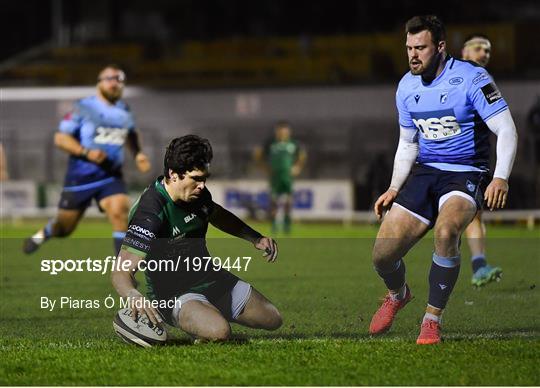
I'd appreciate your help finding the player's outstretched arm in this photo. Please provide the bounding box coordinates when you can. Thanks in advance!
[484,109,518,210]
[54,132,107,164]
[209,203,278,261]
[111,249,162,325]
[126,131,151,173]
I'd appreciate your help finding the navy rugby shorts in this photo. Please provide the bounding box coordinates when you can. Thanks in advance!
[394,164,488,227]
[58,177,126,211]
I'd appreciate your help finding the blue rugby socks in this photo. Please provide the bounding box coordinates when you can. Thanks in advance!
[428,253,460,309]
[471,254,487,272]
[376,259,407,300]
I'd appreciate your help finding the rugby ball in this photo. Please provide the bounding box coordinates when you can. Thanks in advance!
[113,308,167,348]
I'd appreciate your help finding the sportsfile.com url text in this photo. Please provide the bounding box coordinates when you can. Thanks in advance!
[40,256,252,275]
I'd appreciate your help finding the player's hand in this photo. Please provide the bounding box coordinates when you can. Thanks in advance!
[135,152,151,173]
[127,289,162,326]
[484,177,509,211]
[254,236,278,262]
[374,189,398,220]
[291,164,302,177]
[86,149,108,164]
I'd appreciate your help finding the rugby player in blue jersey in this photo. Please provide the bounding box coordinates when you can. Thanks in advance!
[23,65,151,255]
[368,16,517,344]
[461,34,503,287]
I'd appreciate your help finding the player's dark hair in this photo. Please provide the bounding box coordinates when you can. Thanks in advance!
[463,33,490,46]
[163,135,213,178]
[405,15,446,45]
[275,120,290,129]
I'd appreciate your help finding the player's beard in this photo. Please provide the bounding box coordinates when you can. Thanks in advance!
[417,52,445,84]
[410,51,438,75]
[409,59,425,75]
[99,85,123,103]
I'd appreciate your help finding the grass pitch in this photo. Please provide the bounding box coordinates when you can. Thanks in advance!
[1,219,539,385]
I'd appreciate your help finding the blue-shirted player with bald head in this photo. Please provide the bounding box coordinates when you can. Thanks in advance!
[23,65,151,255]
[368,16,518,344]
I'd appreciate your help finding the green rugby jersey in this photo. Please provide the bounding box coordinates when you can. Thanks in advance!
[122,176,237,301]
[264,139,300,179]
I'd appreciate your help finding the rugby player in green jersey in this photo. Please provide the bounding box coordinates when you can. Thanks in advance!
[112,135,282,342]
[255,121,306,233]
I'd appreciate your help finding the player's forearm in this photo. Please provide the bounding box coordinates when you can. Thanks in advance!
[54,132,86,157]
[210,204,263,243]
[126,131,142,157]
[296,150,307,168]
[486,110,518,180]
[389,128,419,191]
[253,148,269,171]
[112,271,139,298]
[111,249,142,297]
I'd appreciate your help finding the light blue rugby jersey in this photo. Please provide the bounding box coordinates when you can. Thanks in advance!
[396,56,508,172]
[59,96,135,187]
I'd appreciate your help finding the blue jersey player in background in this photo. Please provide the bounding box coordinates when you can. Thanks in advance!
[461,33,503,287]
[367,16,517,344]
[23,65,151,255]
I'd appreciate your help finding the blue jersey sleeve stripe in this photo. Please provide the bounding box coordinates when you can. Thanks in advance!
[483,105,509,122]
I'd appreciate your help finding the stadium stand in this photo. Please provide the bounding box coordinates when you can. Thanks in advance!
[0,23,529,87]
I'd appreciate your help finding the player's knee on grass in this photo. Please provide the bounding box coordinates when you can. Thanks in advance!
[241,304,282,331]
[199,321,231,342]
[181,321,231,342]
[237,289,283,330]
[177,300,231,341]
[261,305,282,331]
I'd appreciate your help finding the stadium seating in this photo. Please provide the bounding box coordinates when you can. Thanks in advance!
[0,23,520,87]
